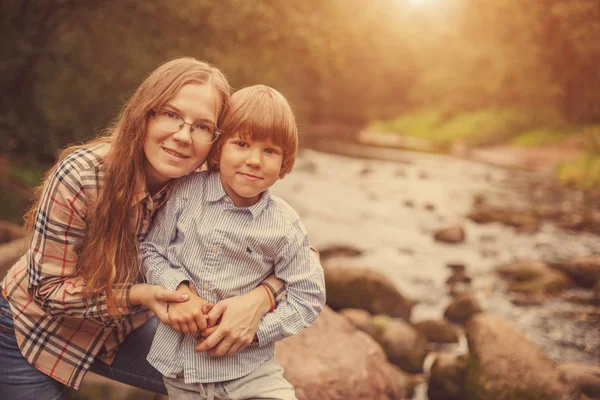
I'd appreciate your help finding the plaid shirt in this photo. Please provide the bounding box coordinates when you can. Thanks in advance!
[1,141,286,389]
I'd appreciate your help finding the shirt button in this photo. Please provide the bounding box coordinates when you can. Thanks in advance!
[224,210,231,216]
[211,247,217,253]
[203,283,209,290]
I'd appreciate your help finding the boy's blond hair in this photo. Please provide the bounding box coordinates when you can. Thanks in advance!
[209,85,298,178]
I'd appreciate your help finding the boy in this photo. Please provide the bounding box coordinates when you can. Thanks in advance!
[140,85,326,400]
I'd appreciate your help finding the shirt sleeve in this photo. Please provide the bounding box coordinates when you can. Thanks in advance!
[255,220,326,346]
[139,183,191,291]
[27,158,137,325]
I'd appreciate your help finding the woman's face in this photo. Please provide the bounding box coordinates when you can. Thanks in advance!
[143,83,219,192]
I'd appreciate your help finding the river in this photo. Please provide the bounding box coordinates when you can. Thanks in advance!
[270,144,599,397]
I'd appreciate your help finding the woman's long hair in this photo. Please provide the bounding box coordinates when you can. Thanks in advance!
[25,58,231,314]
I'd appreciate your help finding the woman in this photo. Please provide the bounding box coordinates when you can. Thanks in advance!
[0,58,300,398]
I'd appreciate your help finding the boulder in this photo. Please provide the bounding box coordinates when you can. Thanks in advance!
[324,265,413,321]
[434,226,465,244]
[558,362,600,399]
[467,207,540,233]
[371,315,428,373]
[553,256,600,288]
[413,319,459,344]
[387,365,423,400]
[276,307,404,399]
[496,261,574,296]
[465,314,580,400]
[339,308,376,337]
[428,353,469,400]
[443,292,482,325]
[319,245,363,260]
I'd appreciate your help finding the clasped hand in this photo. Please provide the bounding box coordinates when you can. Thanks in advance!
[167,293,214,334]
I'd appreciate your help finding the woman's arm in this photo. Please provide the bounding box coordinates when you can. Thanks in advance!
[26,158,187,325]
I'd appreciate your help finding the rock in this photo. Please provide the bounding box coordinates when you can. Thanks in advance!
[448,283,473,298]
[496,261,574,296]
[446,263,466,273]
[468,206,539,233]
[276,307,404,399]
[427,353,469,400]
[443,292,482,325]
[558,362,600,399]
[319,245,363,260]
[465,314,580,400]
[403,200,414,208]
[446,271,472,285]
[0,238,28,278]
[371,316,429,373]
[424,203,436,212]
[360,167,372,176]
[468,207,501,224]
[387,365,423,399]
[505,212,540,234]
[339,308,376,337]
[413,319,459,344]
[553,256,600,289]
[324,265,413,321]
[434,226,465,244]
[509,293,545,306]
[473,194,486,206]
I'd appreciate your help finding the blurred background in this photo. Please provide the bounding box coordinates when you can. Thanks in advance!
[1,1,599,399]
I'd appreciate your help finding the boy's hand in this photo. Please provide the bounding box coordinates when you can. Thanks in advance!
[168,283,210,334]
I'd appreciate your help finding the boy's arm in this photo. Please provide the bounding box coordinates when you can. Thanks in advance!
[139,184,191,291]
[255,220,326,346]
[259,246,319,307]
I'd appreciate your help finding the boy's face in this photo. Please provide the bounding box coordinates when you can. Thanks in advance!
[218,133,283,207]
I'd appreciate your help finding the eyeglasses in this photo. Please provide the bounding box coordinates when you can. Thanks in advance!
[149,109,221,143]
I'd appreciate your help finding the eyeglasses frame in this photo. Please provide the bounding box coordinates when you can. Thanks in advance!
[149,109,222,143]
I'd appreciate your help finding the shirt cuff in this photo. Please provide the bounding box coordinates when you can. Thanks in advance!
[256,312,283,347]
[158,269,191,291]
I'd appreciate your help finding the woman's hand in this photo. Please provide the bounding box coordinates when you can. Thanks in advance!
[167,283,211,334]
[194,286,272,356]
[129,283,189,324]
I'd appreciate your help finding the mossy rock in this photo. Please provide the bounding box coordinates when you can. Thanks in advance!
[465,315,580,400]
[324,265,413,320]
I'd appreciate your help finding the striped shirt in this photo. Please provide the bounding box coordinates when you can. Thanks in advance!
[0,141,287,389]
[140,171,326,383]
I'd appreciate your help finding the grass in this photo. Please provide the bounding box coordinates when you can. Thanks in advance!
[369,108,598,188]
[368,108,537,148]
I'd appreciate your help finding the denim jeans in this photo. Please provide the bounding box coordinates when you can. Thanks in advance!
[0,291,167,400]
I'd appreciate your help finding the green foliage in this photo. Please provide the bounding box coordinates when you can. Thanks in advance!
[556,126,600,189]
[369,108,538,147]
[8,163,44,189]
[511,128,567,147]
[1,0,600,165]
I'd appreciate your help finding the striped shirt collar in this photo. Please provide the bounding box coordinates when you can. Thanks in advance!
[131,179,173,208]
[205,171,271,219]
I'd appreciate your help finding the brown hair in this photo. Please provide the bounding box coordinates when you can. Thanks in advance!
[207,85,298,178]
[25,58,231,314]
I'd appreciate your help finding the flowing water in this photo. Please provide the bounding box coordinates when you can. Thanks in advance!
[270,145,599,398]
